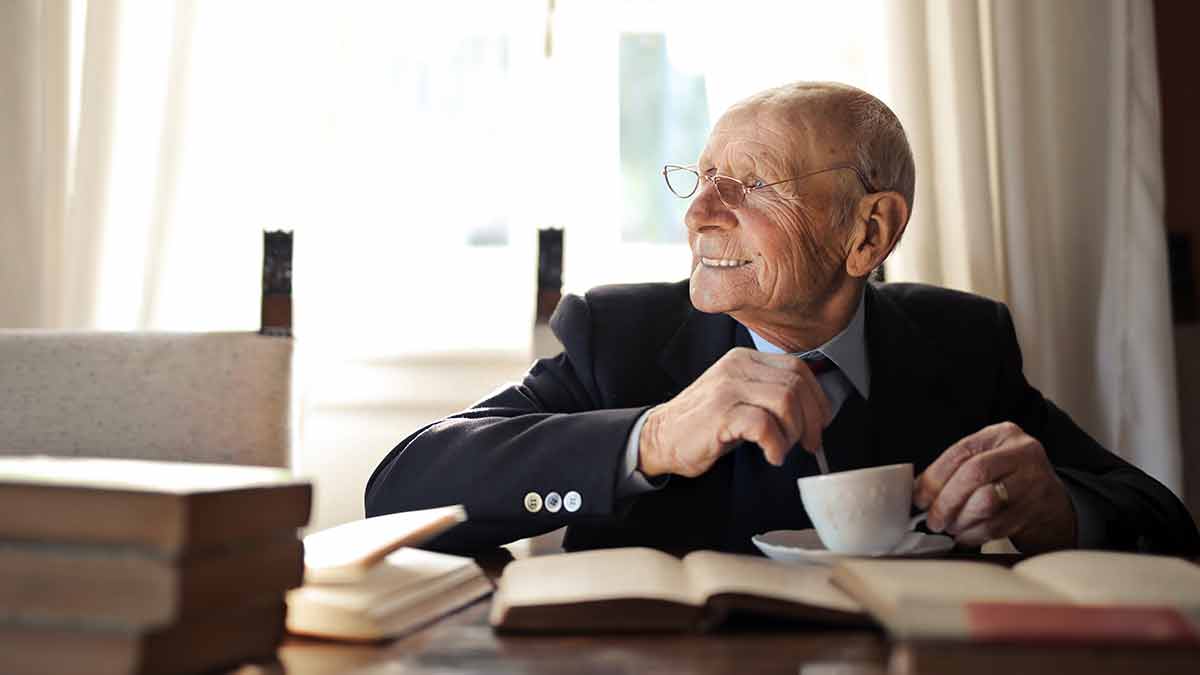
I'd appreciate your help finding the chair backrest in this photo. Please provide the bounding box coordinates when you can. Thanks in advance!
[0,331,293,467]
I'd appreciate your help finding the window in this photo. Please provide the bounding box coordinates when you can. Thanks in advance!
[619,32,709,244]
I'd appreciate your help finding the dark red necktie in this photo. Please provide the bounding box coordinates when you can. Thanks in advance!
[802,354,836,376]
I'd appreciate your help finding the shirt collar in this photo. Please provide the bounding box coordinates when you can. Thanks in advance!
[742,291,871,399]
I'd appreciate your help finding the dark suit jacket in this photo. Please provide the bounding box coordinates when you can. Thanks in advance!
[365,281,1200,555]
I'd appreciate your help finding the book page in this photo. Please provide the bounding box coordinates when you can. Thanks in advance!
[1013,551,1200,608]
[291,563,482,614]
[494,547,695,609]
[833,559,1065,613]
[0,456,297,493]
[682,551,861,613]
[302,507,467,583]
[298,548,479,608]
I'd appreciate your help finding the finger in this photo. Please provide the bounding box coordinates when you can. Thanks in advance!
[914,422,1019,509]
[748,361,832,452]
[737,357,815,386]
[944,478,1017,535]
[793,372,828,452]
[795,361,833,427]
[954,506,1025,547]
[731,379,806,451]
[724,403,790,466]
[732,352,833,427]
[928,444,1026,533]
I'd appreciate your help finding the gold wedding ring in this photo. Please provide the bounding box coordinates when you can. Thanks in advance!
[993,481,1010,505]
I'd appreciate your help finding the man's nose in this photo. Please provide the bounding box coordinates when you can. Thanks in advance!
[684,181,736,233]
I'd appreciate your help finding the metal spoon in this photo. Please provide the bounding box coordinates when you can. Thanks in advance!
[815,446,830,474]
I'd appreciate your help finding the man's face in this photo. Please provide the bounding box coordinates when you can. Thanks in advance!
[686,103,851,321]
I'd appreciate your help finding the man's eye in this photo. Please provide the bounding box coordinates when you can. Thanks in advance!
[751,178,767,189]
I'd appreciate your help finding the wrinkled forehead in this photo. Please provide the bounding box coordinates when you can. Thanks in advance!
[700,99,850,176]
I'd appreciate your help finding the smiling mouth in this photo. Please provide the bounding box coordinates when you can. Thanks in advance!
[700,257,752,268]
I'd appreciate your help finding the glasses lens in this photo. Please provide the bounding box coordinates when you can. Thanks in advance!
[664,167,699,198]
[712,177,745,208]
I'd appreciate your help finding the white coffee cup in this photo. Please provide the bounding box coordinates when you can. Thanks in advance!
[796,463,926,555]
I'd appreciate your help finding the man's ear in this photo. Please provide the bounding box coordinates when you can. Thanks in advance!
[845,191,909,279]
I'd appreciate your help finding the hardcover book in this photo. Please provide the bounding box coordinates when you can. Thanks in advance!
[0,602,286,675]
[832,550,1200,645]
[0,533,302,628]
[0,456,311,554]
[489,547,866,632]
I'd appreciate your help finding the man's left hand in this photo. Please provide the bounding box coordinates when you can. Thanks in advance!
[913,421,1077,553]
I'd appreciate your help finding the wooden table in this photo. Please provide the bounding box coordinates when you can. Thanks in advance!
[278,601,890,675]
[275,601,1200,675]
[276,546,891,675]
[266,550,1199,675]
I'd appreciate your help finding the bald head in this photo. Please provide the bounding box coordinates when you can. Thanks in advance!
[728,82,916,217]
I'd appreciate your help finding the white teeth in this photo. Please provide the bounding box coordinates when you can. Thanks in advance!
[701,257,749,268]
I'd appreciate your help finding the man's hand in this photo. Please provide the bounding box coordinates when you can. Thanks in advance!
[638,347,832,478]
[913,421,1077,553]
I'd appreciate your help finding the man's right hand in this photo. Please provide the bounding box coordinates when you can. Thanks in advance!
[638,347,833,478]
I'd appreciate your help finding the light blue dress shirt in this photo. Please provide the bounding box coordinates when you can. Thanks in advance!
[616,293,871,498]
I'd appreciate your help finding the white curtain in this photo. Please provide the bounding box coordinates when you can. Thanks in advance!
[0,0,85,329]
[886,0,1181,494]
[0,0,192,330]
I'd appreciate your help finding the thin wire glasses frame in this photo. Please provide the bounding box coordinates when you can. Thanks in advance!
[662,163,878,210]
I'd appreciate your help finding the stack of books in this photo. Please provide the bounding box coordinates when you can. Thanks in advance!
[0,456,312,675]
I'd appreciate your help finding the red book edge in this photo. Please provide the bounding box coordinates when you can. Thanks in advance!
[965,602,1200,646]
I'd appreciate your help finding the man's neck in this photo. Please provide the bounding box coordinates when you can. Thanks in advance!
[730,278,865,353]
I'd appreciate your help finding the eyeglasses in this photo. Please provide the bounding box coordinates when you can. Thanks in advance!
[662,163,877,210]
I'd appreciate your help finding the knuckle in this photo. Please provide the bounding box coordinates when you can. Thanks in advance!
[950,442,977,464]
[962,459,991,486]
[730,347,753,361]
[779,386,801,411]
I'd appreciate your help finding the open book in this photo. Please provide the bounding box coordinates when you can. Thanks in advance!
[490,547,866,632]
[285,505,492,641]
[832,550,1200,645]
[287,547,492,641]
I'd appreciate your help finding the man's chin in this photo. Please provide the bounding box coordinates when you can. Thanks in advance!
[688,278,741,314]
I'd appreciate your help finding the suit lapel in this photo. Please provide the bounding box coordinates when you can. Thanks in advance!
[656,305,741,395]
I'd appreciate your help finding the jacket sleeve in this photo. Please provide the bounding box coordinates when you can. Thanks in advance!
[364,293,648,554]
[994,304,1200,555]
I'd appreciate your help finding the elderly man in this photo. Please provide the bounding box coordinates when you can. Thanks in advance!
[366,82,1199,556]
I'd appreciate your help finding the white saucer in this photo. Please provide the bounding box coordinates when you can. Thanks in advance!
[751,529,954,565]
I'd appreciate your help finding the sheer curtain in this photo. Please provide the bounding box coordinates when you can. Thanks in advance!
[885,0,1181,493]
[0,0,115,329]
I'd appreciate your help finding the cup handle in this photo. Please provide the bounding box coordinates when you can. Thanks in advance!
[908,512,928,531]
